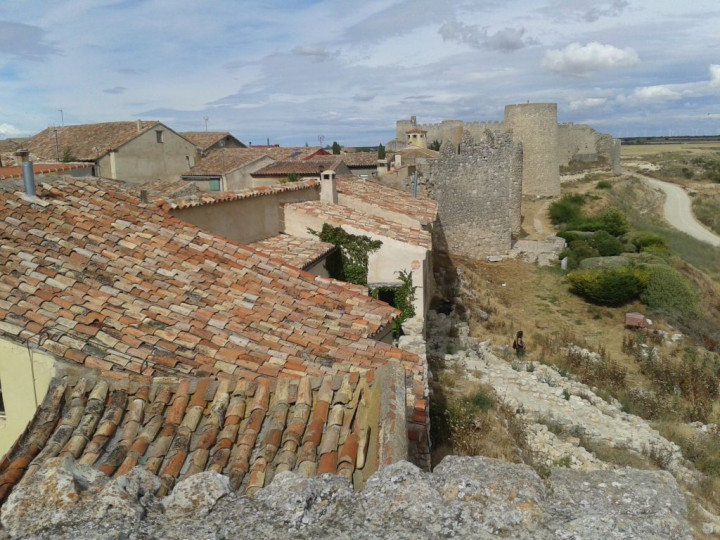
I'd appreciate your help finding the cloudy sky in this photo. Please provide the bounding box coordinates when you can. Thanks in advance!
[1,0,719,145]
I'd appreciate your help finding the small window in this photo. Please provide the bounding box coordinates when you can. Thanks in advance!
[156,130,164,143]
[209,179,221,191]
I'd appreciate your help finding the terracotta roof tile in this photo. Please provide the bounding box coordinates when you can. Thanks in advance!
[0,163,91,181]
[249,234,335,270]
[180,132,245,151]
[160,179,320,210]
[0,177,421,380]
[336,176,438,225]
[184,147,327,176]
[284,201,433,249]
[251,159,344,177]
[27,121,162,161]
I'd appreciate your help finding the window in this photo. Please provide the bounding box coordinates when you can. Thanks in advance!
[209,179,221,191]
[156,130,164,143]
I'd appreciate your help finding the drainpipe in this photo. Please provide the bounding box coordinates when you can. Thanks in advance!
[22,161,36,197]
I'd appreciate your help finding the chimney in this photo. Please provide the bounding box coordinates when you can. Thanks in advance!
[22,161,36,198]
[320,169,337,204]
[377,158,387,176]
[14,149,29,166]
[139,189,148,203]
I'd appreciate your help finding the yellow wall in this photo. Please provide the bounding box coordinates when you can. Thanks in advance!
[0,338,55,457]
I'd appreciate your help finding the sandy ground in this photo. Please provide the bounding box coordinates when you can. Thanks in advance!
[633,172,720,247]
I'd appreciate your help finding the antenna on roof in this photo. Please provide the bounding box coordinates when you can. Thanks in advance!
[204,116,209,132]
[318,134,325,147]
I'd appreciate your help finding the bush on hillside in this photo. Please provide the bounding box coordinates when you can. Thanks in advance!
[567,266,648,306]
[574,208,630,236]
[560,230,625,269]
[640,264,701,320]
[549,195,585,225]
[625,232,669,254]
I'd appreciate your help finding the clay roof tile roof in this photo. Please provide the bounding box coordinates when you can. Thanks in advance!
[27,121,163,161]
[249,234,335,270]
[284,201,433,249]
[336,176,437,224]
[0,369,378,501]
[180,132,244,151]
[0,177,422,381]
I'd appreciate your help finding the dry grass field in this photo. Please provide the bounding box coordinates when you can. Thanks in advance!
[622,142,720,158]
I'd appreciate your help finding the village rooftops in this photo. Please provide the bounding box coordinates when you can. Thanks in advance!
[180,132,246,151]
[0,162,92,181]
[251,159,346,178]
[336,176,438,225]
[158,178,320,210]
[0,177,421,381]
[283,201,433,249]
[312,152,389,168]
[26,121,169,161]
[183,147,330,177]
[249,233,335,270]
[0,362,404,502]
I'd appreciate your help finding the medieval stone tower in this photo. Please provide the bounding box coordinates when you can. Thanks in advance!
[504,103,560,196]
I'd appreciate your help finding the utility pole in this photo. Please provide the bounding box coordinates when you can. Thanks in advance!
[204,116,209,132]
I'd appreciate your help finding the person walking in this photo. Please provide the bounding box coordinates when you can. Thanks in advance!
[512,330,525,357]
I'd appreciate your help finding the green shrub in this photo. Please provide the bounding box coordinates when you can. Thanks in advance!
[567,266,649,306]
[575,208,630,236]
[596,180,612,189]
[561,239,599,270]
[626,232,669,253]
[640,264,701,319]
[589,230,624,256]
[549,195,585,225]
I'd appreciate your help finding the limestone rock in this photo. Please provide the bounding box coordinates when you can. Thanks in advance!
[162,471,231,518]
[1,456,107,538]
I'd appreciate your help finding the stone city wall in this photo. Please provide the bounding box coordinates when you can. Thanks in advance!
[504,103,559,196]
[427,130,522,258]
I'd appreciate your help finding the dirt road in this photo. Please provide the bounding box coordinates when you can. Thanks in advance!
[635,173,720,247]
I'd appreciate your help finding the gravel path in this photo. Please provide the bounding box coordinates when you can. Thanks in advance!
[635,173,720,247]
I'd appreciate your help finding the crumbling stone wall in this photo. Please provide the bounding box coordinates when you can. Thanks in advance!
[427,130,522,257]
[559,123,623,175]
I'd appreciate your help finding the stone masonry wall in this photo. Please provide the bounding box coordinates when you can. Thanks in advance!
[427,130,522,257]
[504,103,560,196]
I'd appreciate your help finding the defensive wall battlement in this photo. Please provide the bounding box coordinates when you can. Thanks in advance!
[396,103,621,196]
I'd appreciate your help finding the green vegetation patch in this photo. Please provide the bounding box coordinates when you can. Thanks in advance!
[567,266,648,306]
[311,223,381,285]
[640,264,701,320]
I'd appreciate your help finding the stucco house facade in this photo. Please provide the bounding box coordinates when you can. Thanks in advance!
[27,121,197,184]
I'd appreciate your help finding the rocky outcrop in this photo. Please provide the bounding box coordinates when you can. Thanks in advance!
[0,455,692,539]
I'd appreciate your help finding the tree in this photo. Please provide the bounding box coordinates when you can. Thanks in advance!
[377,144,386,160]
[429,140,441,151]
[61,147,76,162]
[331,141,341,155]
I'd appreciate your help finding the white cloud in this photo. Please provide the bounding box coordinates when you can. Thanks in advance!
[710,64,720,88]
[631,85,682,102]
[0,123,21,137]
[569,97,608,111]
[542,42,639,75]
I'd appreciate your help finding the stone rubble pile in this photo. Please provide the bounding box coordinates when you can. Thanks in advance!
[0,455,693,539]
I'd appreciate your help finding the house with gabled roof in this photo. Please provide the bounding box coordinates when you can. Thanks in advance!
[180,132,246,156]
[181,146,333,192]
[0,176,426,491]
[250,159,350,184]
[26,121,197,184]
